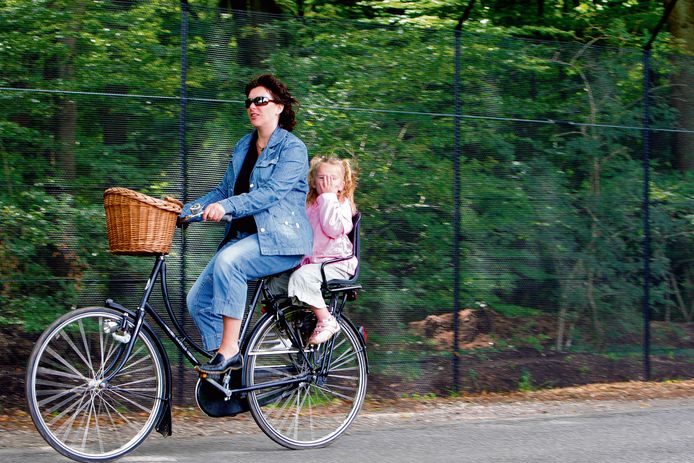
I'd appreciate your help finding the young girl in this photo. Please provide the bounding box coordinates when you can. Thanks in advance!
[273,156,358,345]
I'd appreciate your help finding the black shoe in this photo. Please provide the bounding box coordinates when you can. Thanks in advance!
[196,352,243,374]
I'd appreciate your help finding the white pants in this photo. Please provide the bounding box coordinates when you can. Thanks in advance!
[267,264,352,310]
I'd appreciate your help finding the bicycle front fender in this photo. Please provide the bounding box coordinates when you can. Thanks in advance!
[102,301,173,436]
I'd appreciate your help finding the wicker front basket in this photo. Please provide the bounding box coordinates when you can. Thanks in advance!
[104,187,183,256]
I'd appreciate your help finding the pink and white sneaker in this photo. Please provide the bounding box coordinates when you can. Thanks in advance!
[308,316,341,345]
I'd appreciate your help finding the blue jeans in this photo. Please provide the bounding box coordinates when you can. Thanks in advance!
[187,233,302,351]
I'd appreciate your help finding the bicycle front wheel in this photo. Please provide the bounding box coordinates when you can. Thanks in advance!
[25,307,166,463]
[245,308,368,449]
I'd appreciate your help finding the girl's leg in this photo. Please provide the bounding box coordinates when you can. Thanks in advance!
[288,264,352,344]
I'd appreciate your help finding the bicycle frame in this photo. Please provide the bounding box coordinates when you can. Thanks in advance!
[101,254,343,400]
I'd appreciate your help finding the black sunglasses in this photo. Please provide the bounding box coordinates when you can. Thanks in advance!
[244,96,277,108]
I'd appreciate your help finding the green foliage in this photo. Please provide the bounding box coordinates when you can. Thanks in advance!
[0,1,691,355]
[518,368,533,392]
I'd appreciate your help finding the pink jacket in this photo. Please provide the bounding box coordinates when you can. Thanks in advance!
[301,192,358,276]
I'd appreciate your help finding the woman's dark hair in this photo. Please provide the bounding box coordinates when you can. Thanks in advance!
[245,74,299,132]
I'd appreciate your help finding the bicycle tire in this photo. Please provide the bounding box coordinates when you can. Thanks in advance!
[244,307,367,449]
[25,307,166,462]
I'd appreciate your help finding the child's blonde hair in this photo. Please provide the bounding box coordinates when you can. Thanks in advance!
[307,156,358,212]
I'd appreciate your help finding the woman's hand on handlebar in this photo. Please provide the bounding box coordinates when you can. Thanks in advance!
[178,202,232,227]
[202,203,226,222]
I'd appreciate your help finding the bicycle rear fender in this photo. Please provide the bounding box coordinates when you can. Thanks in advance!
[104,300,173,437]
[341,316,370,374]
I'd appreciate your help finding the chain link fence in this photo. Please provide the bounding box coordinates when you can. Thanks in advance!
[1,1,693,407]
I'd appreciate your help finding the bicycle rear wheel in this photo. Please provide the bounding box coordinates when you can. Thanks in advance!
[25,307,166,463]
[245,308,367,449]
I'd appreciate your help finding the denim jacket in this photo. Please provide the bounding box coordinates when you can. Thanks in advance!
[180,127,313,256]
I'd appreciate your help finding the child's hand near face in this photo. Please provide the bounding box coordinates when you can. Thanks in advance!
[315,164,344,196]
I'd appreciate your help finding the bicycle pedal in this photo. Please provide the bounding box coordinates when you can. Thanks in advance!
[194,366,210,379]
[196,369,223,382]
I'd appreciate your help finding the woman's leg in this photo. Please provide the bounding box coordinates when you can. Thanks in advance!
[187,254,224,351]
[199,234,301,372]
[218,317,242,358]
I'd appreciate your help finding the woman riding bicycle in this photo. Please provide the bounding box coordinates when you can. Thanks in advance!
[179,74,312,374]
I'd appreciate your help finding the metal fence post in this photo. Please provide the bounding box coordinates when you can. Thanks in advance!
[178,0,190,401]
[452,27,462,394]
[639,0,680,382]
[641,48,652,381]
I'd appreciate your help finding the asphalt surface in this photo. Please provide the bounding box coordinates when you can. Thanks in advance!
[2,398,694,462]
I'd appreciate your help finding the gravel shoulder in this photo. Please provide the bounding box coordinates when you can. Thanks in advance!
[3,379,693,448]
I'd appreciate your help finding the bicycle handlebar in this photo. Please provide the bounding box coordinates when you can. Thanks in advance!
[178,203,233,226]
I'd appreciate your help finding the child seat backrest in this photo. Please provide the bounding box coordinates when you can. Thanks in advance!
[322,211,362,290]
[346,211,361,282]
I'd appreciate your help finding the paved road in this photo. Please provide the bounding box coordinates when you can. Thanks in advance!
[2,399,694,462]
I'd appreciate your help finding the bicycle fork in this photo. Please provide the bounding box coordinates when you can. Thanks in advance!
[101,257,166,382]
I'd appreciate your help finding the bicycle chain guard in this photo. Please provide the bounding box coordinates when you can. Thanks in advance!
[195,371,249,417]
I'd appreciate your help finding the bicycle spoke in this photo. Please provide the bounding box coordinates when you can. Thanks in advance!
[55,393,91,442]
[94,399,105,455]
[252,363,296,378]
[98,393,144,433]
[40,386,84,411]
[37,365,87,382]
[331,351,357,368]
[329,352,358,371]
[59,329,93,377]
[118,345,147,371]
[106,388,159,401]
[259,388,292,409]
[319,382,358,393]
[78,320,96,378]
[112,375,159,389]
[35,377,83,389]
[330,371,359,381]
[284,387,304,440]
[292,387,311,440]
[99,395,121,437]
[81,398,95,451]
[329,336,349,356]
[105,388,155,414]
[44,347,88,382]
[312,383,355,402]
[269,388,300,431]
[100,338,121,374]
[255,384,294,403]
[48,391,89,429]
[35,386,81,398]
[117,358,153,377]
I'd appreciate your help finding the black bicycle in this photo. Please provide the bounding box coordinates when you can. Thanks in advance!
[25,212,367,463]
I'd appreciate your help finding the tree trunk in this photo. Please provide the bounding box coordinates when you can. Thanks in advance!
[101,85,129,146]
[667,0,694,172]
[56,36,77,181]
[53,0,86,183]
[221,0,285,68]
